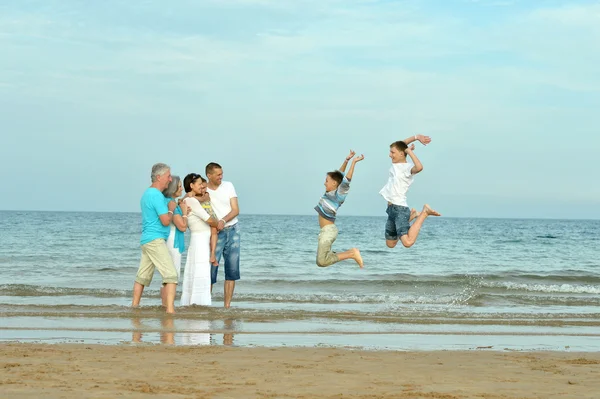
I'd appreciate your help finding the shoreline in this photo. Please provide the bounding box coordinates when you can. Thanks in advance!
[2,329,599,352]
[1,343,599,398]
[3,309,599,351]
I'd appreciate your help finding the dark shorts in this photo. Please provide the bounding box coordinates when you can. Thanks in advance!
[211,223,241,284]
[385,204,411,240]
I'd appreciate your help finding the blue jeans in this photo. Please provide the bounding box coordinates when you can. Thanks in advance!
[385,204,411,240]
[211,224,241,284]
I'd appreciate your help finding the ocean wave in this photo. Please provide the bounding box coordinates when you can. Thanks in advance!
[2,304,600,328]
[3,285,599,308]
[0,284,135,298]
[482,282,600,295]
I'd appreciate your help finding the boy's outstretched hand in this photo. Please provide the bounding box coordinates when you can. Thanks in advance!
[416,135,431,145]
[353,154,365,162]
[346,150,356,161]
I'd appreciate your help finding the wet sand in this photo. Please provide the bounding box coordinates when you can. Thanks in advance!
[1,343,599,398]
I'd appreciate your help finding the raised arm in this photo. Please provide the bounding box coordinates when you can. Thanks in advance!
[345,154,365,180]
[405,145,423,175]
[339,150,355,172]
[402,134,431,146]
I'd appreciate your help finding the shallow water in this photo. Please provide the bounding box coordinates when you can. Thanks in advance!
[1,212,599,350]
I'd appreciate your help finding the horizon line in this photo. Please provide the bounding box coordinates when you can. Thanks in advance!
[0,209,599,221]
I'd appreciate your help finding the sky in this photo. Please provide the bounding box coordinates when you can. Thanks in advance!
[1,0,599,219]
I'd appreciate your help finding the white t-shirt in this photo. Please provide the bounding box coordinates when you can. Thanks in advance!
[183,197,212,233]
[379,163,414,207]
[207,181,238,227]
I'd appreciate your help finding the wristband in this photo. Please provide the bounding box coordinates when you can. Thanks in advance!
[168,211,174,215]
[183,215,188,218]
[414,135,417,141]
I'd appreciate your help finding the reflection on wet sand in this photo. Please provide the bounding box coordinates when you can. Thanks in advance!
[131,316,143,343]
[160,316,174,345]
[223,318,234,346]
[130,315,177,345]
[179,319,211,345]
[130,314,239,346]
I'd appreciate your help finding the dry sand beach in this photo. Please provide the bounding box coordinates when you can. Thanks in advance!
[1,344,599,399]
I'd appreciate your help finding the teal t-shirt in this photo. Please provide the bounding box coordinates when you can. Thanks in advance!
[140,188,170,245]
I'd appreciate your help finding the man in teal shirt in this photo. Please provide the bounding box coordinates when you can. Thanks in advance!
[132,163,179,314]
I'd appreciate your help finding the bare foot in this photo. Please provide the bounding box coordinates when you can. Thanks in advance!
[352,248,364,268]
[410,208,420,222]
[423,204,441,217]
[165,308,176,314]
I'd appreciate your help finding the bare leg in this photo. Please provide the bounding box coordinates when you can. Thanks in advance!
[400,204,441,248]
[409,208,420,223]
[160,286,166,307]
[132,282,145,307]
[336,248,364,268]
[224,280,235,309]
[163,283,176,314]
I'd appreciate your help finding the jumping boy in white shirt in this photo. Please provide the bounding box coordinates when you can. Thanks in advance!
[380,135,441,248]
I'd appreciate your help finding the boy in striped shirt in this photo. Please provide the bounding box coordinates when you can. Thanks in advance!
[314,150,364,268]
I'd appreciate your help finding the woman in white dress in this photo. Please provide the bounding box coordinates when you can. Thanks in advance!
[180,173,219,306]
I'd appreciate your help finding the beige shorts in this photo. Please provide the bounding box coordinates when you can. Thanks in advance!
[135,239,178,286]
[316,224,340,267]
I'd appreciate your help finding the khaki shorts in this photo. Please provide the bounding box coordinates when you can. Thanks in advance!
[316,224,340,267]
[135,239,178,286]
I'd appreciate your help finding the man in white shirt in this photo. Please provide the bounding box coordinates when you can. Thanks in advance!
[379,135,441,249]
[205,162,240,309]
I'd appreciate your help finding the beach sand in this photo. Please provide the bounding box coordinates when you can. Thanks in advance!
[1,344,599,398]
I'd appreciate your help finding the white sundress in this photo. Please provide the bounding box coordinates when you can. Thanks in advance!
[180,197,213,306]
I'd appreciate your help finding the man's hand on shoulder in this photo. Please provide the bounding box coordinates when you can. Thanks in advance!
[167,200,177,212]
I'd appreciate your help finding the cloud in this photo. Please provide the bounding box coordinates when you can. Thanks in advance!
[0,0,598,216]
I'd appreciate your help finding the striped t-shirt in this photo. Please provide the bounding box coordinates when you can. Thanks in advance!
[314,174,351,222]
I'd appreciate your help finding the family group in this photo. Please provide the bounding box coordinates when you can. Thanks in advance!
[132,135,440,313]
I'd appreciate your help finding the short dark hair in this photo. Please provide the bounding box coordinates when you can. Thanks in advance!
[327,170,344,186]
[183,173,203,193]
[205,162,222,176]
[390,140,408,152]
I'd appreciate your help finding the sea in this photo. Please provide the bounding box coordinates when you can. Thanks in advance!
[1,211,599,351]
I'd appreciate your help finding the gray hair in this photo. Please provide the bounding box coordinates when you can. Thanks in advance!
[151,163,170,182]
[162,175,181,198]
